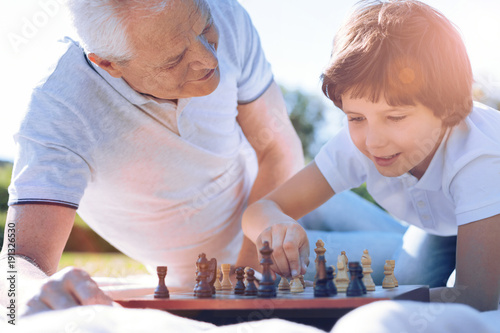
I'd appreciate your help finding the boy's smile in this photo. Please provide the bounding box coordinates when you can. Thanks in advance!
[342,95,446,179]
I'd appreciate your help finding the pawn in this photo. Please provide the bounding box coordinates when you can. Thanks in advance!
[154,266,170,299]
[234,267,246,295]
[220,263,233,291]
[326,266,337,296]
[244,268,258,296]
[214,267,222,291]
[346,261,364,297]
[244,267,251,287]
[382,260,396,289]
[389,260,398,287]
[278,276,291,291]
[290,277,304,293]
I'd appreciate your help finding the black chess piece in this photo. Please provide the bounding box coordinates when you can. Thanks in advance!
[154,266,170,299]
[208,257,217,295]
[193,253,203,295]
[234,267,246,295]
[257,241,276,298]
[326,266,337,296]
[244,268,258,296]
[346,261,364,297]
[194,254,213,298]
[314,255,329,297]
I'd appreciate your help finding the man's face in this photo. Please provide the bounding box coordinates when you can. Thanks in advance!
[116,0,220,100]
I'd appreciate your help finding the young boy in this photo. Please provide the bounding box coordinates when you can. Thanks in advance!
[242,0,500,311]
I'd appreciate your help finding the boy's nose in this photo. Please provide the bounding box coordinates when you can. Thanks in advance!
[365,125,388,150]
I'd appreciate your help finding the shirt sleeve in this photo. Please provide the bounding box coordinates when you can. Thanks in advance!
[450,154,500,225]
[8,89,92,209]
[231,1,273,104]
[314,126,368,193]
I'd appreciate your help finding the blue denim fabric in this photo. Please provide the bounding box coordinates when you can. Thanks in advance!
[299,191,456,286]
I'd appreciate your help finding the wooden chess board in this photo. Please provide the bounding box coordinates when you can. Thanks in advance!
[116,285,429,330]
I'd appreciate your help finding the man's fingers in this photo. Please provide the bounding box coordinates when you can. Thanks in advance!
[21,267,112,317]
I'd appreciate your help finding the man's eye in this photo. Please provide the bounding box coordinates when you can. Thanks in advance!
[202,20,213,35]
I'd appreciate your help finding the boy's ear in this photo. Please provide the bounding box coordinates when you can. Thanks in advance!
[88,53,123,78]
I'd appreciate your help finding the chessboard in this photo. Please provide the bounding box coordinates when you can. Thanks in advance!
[115,241,429,330]
[115,285,429,330]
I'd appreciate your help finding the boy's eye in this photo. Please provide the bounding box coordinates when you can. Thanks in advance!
[348,116,365,122]
[388,115,406,122]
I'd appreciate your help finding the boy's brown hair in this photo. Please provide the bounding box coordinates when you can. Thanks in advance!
[321,0,472,127]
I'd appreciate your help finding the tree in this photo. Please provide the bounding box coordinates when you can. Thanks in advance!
[281,86,327,160]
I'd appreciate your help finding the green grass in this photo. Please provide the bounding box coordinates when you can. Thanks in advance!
[58,252,148,277]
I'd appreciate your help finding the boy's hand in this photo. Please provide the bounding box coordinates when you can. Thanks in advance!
[21,266,113,317]
[256,221,310,279]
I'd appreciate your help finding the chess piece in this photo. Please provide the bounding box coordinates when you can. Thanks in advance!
[278,276,290,290]
[299,275,306,289]
[326,266,337,296]
[361,249,376,291]
[257,241,276,298]
[244,267,251,287]
[154,266,170,298]
[382,260,396,288]
[290,277,304,293]
[214,268,222,291]
[244,268,258,296]
[314,239,326,286]
[341,251,349,271]
[389,260,398,287]
[193,253,202,294]
[335,253,349,292]
[207,258,217,295]
[346,262,364,297]
[194,254,213,298]
[220,263,233,291]
[234,267,246,295]
[314,255,329,297]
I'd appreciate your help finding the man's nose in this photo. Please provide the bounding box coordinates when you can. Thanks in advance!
[190,37,218,70]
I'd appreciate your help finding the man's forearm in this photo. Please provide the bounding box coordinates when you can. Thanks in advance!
[247,141,304,205]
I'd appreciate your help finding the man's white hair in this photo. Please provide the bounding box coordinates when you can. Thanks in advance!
[67,0,171,63]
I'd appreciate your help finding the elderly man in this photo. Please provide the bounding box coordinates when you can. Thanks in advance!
[1,0,307,314]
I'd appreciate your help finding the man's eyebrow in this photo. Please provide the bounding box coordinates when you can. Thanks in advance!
[162,50,186,66]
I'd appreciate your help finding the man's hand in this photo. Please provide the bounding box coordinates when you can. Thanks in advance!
[21,266,113,316]
[255,221,310,279]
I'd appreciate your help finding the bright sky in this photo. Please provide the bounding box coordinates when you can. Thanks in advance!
[1,0,499,162]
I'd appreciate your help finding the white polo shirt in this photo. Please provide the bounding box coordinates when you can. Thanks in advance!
[315,102,500,236]
[8,0,272,287]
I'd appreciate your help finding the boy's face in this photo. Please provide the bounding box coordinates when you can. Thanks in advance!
[342,94,445,179]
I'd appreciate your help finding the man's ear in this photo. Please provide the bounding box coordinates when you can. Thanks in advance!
[88,53,123,78]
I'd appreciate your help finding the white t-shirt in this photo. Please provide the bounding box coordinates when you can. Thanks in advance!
[8,0,272,287]
[315,102,500,236]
